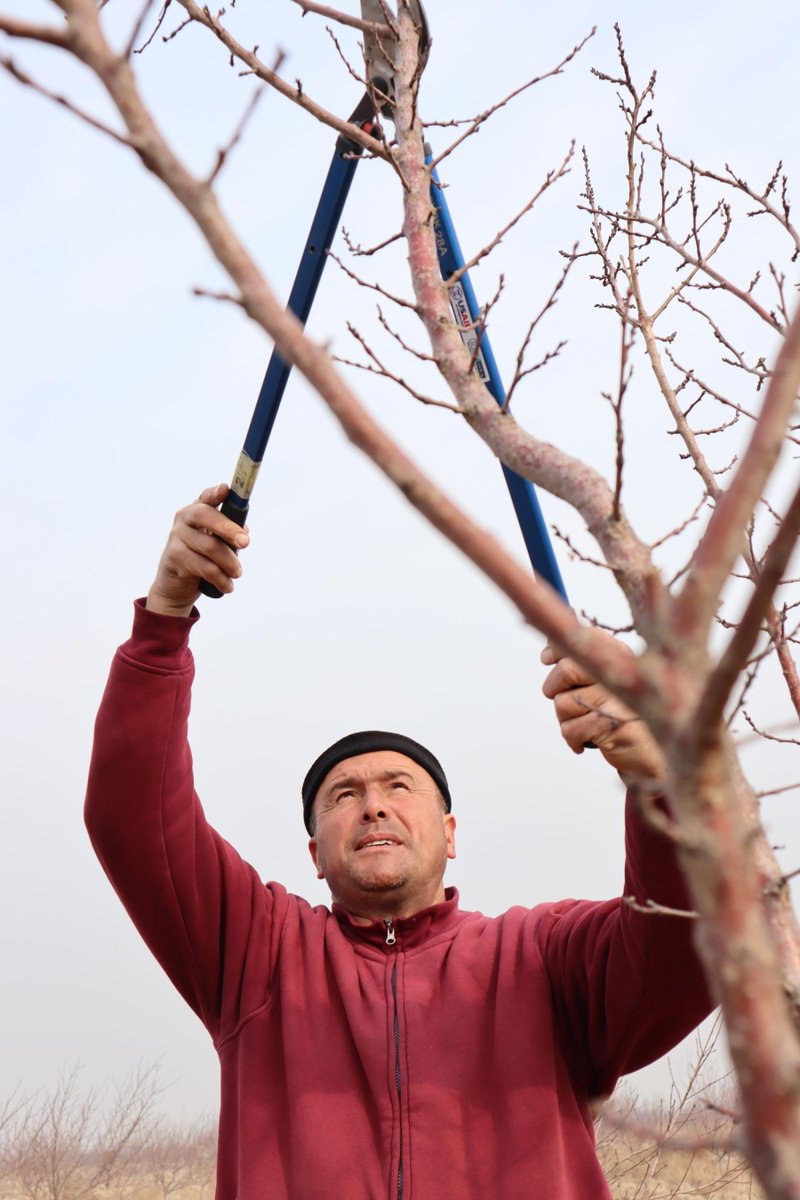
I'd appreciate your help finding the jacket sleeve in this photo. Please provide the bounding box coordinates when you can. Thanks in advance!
[84,600,290,1043]
[535,792,713,1098]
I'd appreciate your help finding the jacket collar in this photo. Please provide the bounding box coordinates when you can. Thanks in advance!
[332,887,463,950]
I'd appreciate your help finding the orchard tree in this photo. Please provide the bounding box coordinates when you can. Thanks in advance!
[2,2,799,1195]
[0,1065,160,1200]
[140,1116,216,1200]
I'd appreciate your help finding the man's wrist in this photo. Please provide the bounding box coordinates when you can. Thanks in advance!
[145,588,196,619]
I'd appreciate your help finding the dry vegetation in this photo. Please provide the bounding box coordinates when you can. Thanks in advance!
[0,1116,762,1199]
[0,1066,214,1200]
[599,1134,759,1199]
[597,1020,761,1198]
[597,1092,761,1198]
[0,1038,764,1199]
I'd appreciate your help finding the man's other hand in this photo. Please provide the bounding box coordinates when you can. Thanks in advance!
[541,639,666,783]
[146,484,250,617]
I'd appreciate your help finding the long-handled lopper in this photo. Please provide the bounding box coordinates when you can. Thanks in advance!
[201,0,568,604]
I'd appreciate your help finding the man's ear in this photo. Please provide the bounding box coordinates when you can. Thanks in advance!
[308,839,324,880]
[445,814,456,861]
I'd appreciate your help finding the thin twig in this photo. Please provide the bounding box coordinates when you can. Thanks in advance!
[376,306,435,362]
[132,0,171,55]
[447,144,575,287]
[124,0,160,58]
[623,896,699,919]
[207,85,268,186]
[0,55,131,146]
[290,0,393,38]
[502,245,577,412]
[430,29,595,171]
[649,495,707,551]
[342,227,403,257]
[191,287,244,306]
[173,0,390,163]
[328,251,417,310]
[742,712,800,747]
[340,325,460,411]
[757,782,800,799]
[697,474,800,729]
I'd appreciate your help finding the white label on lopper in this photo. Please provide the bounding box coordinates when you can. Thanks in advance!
[449,282,489,383]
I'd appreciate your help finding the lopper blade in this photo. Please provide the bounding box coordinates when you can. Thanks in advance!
[360,0,430,101]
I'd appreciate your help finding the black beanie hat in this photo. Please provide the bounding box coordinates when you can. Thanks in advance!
[302,731,451,834]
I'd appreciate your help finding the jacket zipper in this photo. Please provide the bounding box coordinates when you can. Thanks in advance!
[391,960,403,1200]
[385,920,403,1200]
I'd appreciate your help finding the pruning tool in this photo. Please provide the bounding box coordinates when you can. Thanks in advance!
[200,0,568,603]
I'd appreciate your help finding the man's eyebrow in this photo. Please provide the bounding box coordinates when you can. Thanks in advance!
[324,768,416,794]
[324,773,361,794]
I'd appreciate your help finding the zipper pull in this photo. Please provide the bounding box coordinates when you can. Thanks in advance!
[384,919,397,946]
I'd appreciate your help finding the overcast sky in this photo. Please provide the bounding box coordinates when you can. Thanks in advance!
[2,0,799,1121]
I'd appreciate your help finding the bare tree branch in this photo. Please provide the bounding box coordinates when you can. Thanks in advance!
[172,0,390,162]
[0,54,132,146]
[0,14,69,45]
[328,251,417,310]
[623,895,699,919]
[673,304,800,655]
[429,29,595,171]
[206,84,267,186]
[447,143,575,286]
[290,0,393,39]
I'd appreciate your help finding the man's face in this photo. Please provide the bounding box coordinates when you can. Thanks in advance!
[308,750,456,919]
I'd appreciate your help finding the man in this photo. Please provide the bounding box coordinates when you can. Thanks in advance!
[85,484,711,1200]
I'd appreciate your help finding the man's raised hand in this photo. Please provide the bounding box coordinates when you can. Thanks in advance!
[541,640,667,783]
[146,484,250,618]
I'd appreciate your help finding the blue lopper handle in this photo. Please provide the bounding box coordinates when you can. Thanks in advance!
[199,113,375,598]
[427,150,569,603]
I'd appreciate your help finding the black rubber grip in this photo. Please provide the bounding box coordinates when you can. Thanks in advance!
[198,497,249,600]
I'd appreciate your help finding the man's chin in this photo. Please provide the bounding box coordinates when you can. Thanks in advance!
[353,872,407,893]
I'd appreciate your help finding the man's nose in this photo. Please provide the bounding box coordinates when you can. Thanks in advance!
[360,787,387,822]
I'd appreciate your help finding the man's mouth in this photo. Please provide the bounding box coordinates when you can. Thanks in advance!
[356,836,401,851]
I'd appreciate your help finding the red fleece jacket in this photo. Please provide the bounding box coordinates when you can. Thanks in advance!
[85,602,712,1200]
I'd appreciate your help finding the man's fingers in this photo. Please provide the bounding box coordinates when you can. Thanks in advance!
[559,708,621,753]
[182,494,250,550]
[541,656,590,700]
[178,546,239,594]
[539,634,666,777]
[197,482,229,506]
[146,485,253,617]
[548,671,633,758]
[554,685,613,749]
[553,682,606,721]
[178,526,243,580]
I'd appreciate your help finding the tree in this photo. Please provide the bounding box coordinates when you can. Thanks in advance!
[139,1116,216,1200]
[596,1017,762,1197]
[2,2,799,1195]
[1,1065,160,1200]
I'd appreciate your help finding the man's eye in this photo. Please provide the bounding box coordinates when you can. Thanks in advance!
[390,781,409,791]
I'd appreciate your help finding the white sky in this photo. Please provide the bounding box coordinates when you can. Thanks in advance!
[1,0,799,1121]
